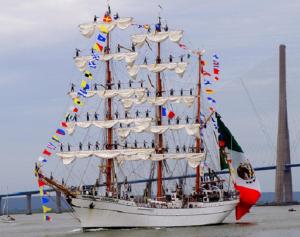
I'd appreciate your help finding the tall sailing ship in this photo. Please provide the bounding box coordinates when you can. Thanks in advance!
[35,5,261,230]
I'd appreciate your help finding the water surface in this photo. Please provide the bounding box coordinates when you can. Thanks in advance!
[1,206,299,237]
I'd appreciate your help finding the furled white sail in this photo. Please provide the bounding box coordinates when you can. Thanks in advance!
[69,88,146,99]
[132,31,183,48]
[74,52,138,71]
[66,118,152,135]
[56,149,205,168]
[117,124,201,139]
[78,23,96,38]
[74,56,93,71]
[100,52,138,66]
[121,96,195,111]
[127,62,188,79]
[150,153,205,168]
[56,148,154,165]
[79,17,133,38]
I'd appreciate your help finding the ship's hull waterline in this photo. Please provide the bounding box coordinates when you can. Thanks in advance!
[72,197,239,229]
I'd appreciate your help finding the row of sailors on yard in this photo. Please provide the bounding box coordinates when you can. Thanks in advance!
[70,83,195,97]
[66,111,202,125]
[59,140,203,153]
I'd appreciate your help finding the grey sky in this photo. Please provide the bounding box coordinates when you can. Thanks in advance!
[1,0,300,193]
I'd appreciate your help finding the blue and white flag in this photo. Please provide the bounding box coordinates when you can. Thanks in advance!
[88,61,97,69]
[204,80,211,85]
[77,89,87,97]
[97,33,106,42]
[213,54,219,60]
[92,52,99,61]
[47,142,56,150]
[207,97,216,103]
[38,156,47,163]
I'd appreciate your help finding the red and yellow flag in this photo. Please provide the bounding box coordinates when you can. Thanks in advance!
[103,15,112,23]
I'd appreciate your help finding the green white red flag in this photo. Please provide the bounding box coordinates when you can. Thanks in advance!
[216,113,261,220]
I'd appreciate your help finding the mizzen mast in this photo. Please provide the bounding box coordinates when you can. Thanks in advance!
[195,53,202,194]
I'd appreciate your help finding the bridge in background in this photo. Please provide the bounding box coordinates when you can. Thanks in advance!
[1,163,300,215]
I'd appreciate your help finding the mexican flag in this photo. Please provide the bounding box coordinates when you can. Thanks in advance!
[216,113,261,220]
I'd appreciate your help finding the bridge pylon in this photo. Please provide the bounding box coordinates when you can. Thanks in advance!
[275,44,293,204]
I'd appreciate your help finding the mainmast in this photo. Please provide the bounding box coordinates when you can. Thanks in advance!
[195,53,202,194]
[105,15,113,193]
[156,17,163,200]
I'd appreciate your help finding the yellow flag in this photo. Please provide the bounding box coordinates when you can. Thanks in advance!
[84,70,93,80]
[43,205,52,213]
[205,89,215,94]
[73,98,84,106]
[99,24,108,34]
[81,80,87,89]
[39,187,44,196]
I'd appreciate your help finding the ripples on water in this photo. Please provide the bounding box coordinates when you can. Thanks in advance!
[0,206,299,237]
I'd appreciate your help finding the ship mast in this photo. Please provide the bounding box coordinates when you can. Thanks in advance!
[195,53,202,194]
[105,16,113,193]
[156,17,163,200]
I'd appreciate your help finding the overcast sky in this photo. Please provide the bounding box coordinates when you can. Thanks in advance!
[1,0,300,194]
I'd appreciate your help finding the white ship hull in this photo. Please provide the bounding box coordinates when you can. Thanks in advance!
[72,196,238,229]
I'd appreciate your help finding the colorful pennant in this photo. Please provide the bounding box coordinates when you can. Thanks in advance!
[56,129,65,136]
[88,61,97,69]
[103,15,112,23]
[78,89,87,98]
[73,97,84,106]
[162,107,167,116]
[84,71,93,80]
[80,80,90,90]
[92,52,100,61]
[98,25,108,34]
[207,97,216,103]
[168,111,175,119]
[93,42,103,52]
[97,33,106,42]
[38,179,46,187]
[213,68,219,75]
[47,142,56,150]
[43,215,52,221]
[38,156,47,163]
[205,89,215,94]
[61,122,68,128]
[52,135,60,143]
[42,149,51,156]
[42,197,49,204]
[42,205,52,213]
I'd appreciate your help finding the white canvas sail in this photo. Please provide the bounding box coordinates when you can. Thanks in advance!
[56,149,205,168]
[127,62,188,79]
[66,118,152,135]
[132,31,183,48]
[79,17,133,38]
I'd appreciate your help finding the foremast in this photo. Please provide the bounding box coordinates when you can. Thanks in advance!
[105,30,113,194]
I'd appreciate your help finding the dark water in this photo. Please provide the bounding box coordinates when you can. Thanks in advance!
[0,206,300,237]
